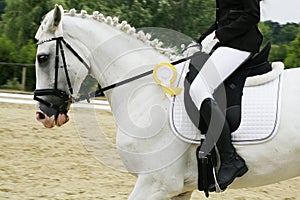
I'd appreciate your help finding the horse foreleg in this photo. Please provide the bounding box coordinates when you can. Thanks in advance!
[128,157,188,200]
[128,173,184,200]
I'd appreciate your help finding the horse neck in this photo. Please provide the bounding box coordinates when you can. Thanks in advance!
[63,16,170,99]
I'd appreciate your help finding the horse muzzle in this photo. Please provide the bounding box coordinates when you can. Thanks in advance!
[34,89,71,128]
[36,104,69,128]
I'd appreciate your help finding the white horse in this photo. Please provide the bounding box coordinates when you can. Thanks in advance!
[34,5,300,200]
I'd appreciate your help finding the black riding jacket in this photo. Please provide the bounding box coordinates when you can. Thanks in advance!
[199,0,263,53]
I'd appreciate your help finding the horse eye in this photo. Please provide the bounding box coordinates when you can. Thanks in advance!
[37,54,49,63]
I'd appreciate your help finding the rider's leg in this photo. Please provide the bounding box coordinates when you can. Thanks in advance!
[189,47,251,191]
[200,98,248,191]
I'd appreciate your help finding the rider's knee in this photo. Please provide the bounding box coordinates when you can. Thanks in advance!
[226,105,242,132]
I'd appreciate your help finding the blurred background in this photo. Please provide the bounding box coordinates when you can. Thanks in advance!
[0,0,299,92]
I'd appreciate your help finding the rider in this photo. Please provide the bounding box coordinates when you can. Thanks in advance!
[191,0,263,191]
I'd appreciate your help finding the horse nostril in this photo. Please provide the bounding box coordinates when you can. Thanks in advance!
[38,112,46,120]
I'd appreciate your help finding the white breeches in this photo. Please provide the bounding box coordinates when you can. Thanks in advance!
[190,47,251,110]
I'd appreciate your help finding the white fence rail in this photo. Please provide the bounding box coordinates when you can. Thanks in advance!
[0,92,111,110]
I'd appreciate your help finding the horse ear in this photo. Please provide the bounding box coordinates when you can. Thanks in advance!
[53,4,63,27]
[35,4,64,40]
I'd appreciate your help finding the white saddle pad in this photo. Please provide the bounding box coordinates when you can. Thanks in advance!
[170,62,284,145]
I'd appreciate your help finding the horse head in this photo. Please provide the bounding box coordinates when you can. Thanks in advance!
[34,5,90,128]
[33,4,184,129]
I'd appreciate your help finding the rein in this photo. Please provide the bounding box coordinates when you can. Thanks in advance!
[34,36,199,112]
[74,52,198,102]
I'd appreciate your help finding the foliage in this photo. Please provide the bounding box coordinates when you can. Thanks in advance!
[259,21,300,68]
[285,27,300,69]
[0,0,54,90]
[18,40,37,90]
[0,34,15,62]
[258,22,273,47]
[268,44,287,62]
[0,0,54,48]
[0,77,23,90]
[275,23,299,44]
[53,0,215,40]
[0,34,17,86]
[0,0,5,20]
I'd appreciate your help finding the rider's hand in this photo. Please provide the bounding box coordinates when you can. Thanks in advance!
[201,31,219,54]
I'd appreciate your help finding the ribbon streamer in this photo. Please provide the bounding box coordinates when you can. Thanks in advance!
[153,62,183,96]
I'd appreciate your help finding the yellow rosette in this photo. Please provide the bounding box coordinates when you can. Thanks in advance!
[153,62,183,96]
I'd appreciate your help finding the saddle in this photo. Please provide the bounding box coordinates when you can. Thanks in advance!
[185,42,272,133]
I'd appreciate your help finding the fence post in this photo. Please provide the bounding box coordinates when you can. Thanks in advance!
[22,66,26,90]
[0,62,34,91]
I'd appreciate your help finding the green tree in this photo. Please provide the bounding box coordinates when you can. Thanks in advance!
[0,0,5,20]
[0,34,17,86]
[55,0,215,40]
[17,40,37,90]
[0,0,57,90]
[263,21,281,38]
[275,23,299,44]
[259,22,273,46]
[269,44,287,62]
[259,21,299,65]
[0,0,54,48]
[284,27,300,68]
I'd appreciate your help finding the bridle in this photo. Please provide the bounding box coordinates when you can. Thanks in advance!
[34,36,201,114]
[34,36,90,114]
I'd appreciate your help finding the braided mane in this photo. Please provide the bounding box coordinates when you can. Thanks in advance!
[64,9,185,60]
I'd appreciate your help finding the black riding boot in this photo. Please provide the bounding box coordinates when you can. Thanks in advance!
[199,98,248,191]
